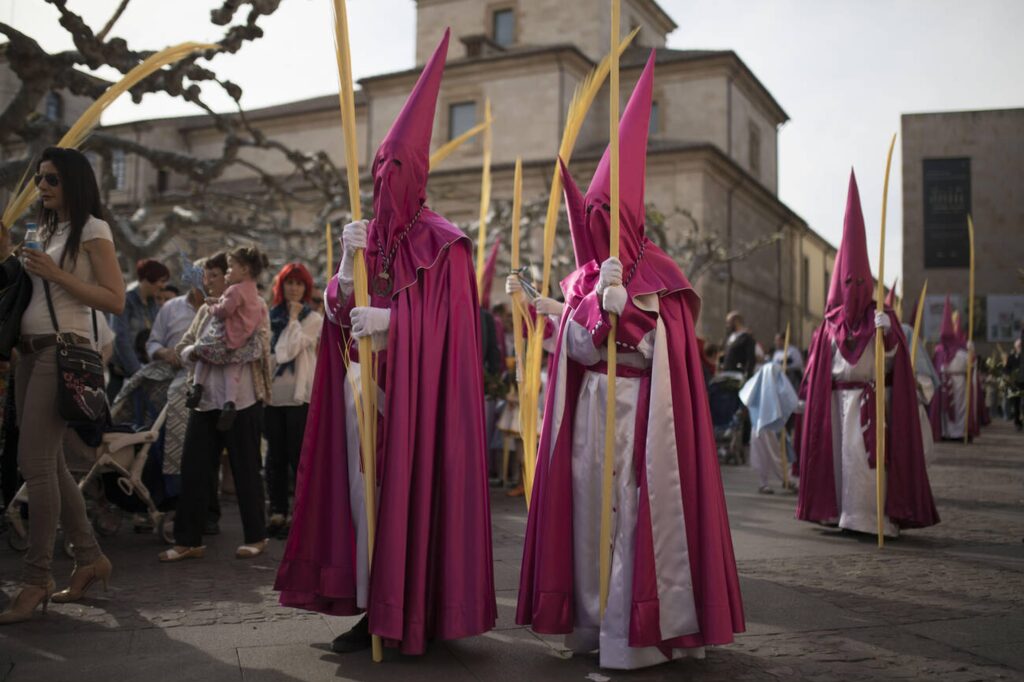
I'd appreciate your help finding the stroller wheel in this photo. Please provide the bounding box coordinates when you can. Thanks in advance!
[158,511,175,545]
[93,507,123,537]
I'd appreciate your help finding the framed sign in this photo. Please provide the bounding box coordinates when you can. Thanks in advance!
[986,295,1024,342]
[922,157,971,268]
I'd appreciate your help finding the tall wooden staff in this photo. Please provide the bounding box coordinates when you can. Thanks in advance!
[331,0,382,662]
[875,134,896,549]
[476,99,494,290]
[326,223,334,280]
[778,322,792,490]
[509,158,533,499]
[599,0,622,618]
[964,215,975,445]
[910,280,928,372]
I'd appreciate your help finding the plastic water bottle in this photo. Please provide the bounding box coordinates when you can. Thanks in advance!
[23,223,40,264]
[23,223,40,251]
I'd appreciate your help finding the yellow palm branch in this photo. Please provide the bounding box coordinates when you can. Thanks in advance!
[2,42,218,229]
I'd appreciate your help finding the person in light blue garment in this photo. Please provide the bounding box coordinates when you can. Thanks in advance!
[740,359,799,494]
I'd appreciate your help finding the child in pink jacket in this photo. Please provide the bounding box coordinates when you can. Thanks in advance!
[185,246,269,430]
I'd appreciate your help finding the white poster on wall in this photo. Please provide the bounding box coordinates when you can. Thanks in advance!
[986,295,1024,342]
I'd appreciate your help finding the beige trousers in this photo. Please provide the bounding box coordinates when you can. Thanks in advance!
[16,344,101,586]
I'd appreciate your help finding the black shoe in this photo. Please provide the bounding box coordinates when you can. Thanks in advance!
[185,384,204,408]
[216,402,237,432]
[331,615,371,653]
[204,519,220,536]
[267,513,288,539]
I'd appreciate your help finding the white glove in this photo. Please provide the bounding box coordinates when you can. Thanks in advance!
[342,220,368,255]
[505,274,522,295]
[596,257,623,297]
[339,220,368,283]
[534,296,564,317]
[602,284,627,315]
[350,306,390,340]
[874,311,891,332]
[967,340,975,353]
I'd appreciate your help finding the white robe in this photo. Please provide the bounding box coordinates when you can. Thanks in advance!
[558,298,701,670]
[830,341,899,538]
[343,361,383,610]
[939,349,969,440]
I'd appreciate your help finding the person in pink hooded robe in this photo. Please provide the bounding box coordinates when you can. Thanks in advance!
[930,296,979,440]
[274,29,496,655]
[797,171,939,537]
[514,52,745,670]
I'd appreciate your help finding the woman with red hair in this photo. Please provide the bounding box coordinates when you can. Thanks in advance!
[265,262,321,537]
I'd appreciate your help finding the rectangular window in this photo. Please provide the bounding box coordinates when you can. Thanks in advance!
[492,8,515,46]
[824,267,831,308]
[448,101,477,141]
[111,149,127,190]
[922,157,971,268]
[748,121,761,178]
[802,256,810,313]
[649,101,660,134]
[157,169,169,193]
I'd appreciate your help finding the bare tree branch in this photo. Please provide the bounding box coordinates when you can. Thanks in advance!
[95,0,132,42]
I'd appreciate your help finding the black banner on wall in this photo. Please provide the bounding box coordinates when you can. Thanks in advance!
[923,157,971,268]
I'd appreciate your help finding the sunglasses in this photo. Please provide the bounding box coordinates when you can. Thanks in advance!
[34,173,60,188]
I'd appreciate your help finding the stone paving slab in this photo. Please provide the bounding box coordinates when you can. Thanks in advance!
[1,421,1022,681]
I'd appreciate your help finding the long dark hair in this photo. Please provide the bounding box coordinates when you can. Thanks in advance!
[37,146,105,268]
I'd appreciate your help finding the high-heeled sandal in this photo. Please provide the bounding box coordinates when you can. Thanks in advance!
[52,555,112,604]
[235,539,268,559]
[158,545,206,562]
[0,580,56,624]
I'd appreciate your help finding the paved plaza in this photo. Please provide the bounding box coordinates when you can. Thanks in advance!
[1,421,1022,681]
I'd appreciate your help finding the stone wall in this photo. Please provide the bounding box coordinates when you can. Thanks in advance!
[902,108,1024,348]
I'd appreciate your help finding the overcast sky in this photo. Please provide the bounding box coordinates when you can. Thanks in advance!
[6,0,1023,293]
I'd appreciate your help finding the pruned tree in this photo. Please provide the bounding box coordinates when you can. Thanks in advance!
[0,0,356,280]
[469,196,781,298]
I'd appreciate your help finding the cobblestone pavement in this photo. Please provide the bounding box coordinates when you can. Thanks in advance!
[1,421,1021,681]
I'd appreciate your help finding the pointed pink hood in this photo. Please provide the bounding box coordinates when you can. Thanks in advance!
[370,29,449,240]
[940,296,965,357]
[885,278,898,313]
[824,170,876,363]
[584,51,656,270]
[559,157,593,269]
[570,51,697,316]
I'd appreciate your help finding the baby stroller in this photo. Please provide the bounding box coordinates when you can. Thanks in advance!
[708,371,747,465]
[6,382,173,552]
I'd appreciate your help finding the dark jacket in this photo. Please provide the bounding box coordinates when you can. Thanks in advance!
[0,255,32,361]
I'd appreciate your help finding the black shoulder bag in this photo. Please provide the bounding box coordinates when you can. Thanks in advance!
[42,280,108,425]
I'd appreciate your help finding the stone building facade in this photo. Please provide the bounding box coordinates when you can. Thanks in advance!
[7,0,839,346]
[901,108,1024,352]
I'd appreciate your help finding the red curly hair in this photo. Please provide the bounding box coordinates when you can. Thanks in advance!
[271,262,314,307]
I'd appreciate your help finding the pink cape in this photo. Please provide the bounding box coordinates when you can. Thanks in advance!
[515,265,745,648]
[796,308,940,528]
[930,297,981,440]
[275,234,496,654]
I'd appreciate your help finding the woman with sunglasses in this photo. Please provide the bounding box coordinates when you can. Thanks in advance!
[0,147,126,623]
